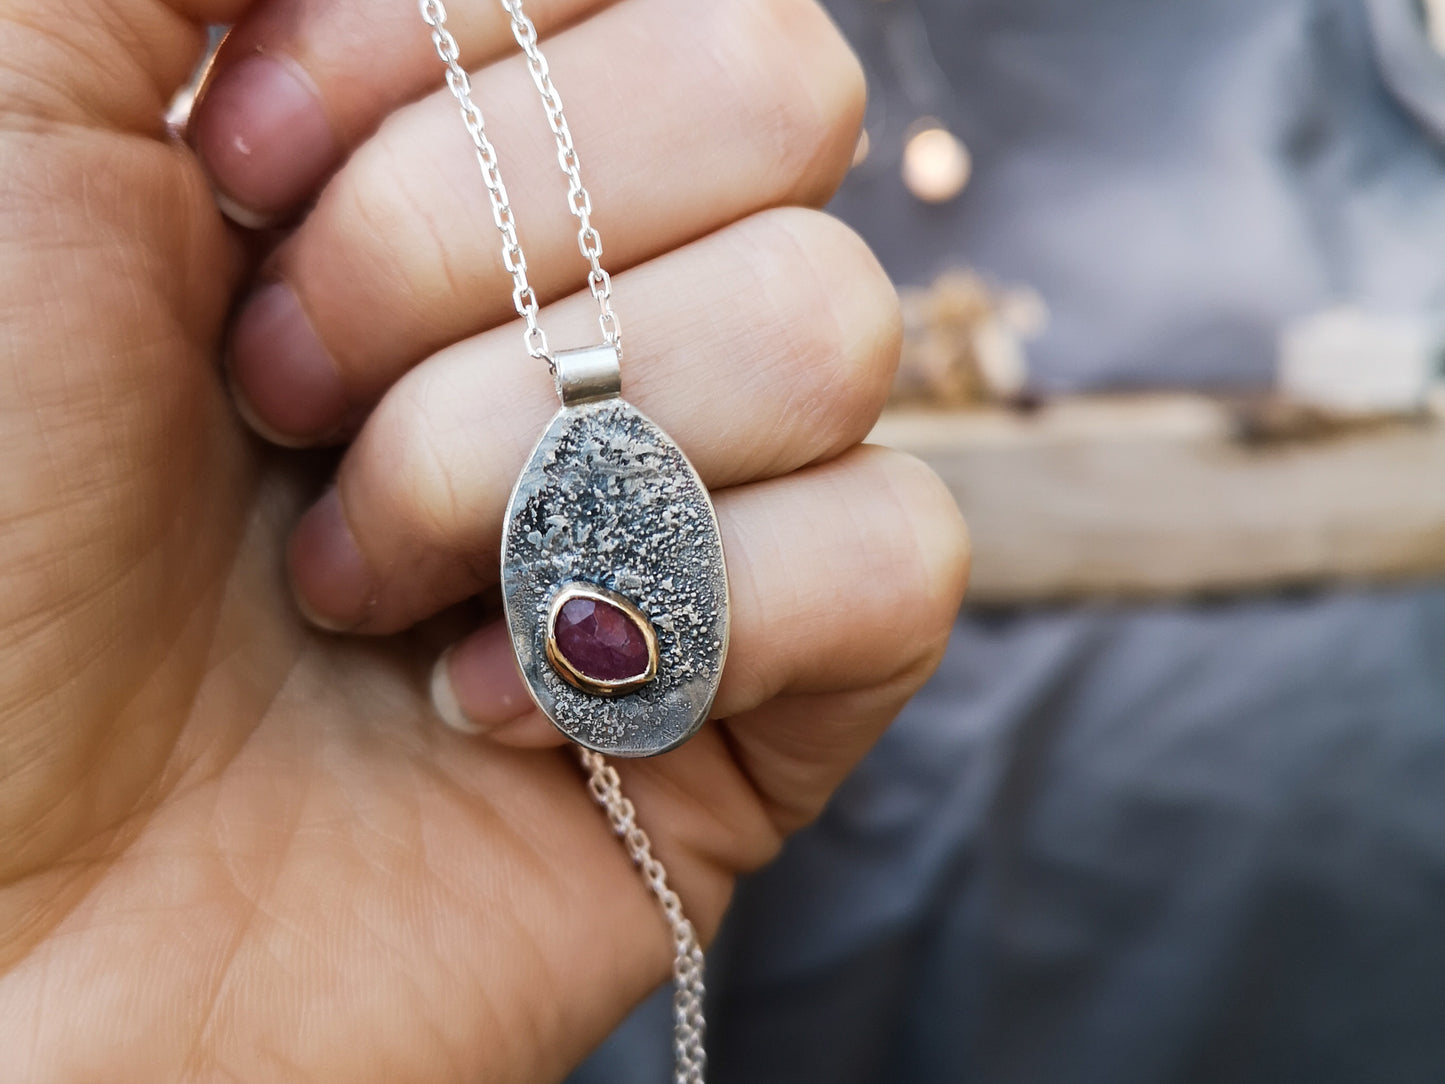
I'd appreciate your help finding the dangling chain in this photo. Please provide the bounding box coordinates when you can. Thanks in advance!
[580,750,707,1083]
[419,2,705,1080]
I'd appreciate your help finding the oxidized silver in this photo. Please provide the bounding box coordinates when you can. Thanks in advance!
[501,384,730,758]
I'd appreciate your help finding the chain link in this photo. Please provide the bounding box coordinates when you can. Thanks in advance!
[581,749,707,1084]
[419,2,701,1078]
[420,0,621,369]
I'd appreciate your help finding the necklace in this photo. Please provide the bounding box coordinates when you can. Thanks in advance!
[420,2,724,1079]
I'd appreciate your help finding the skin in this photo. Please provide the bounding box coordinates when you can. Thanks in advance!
[0,0,969,1080]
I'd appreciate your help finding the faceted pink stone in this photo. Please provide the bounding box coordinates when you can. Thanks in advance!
[554,596,652,683]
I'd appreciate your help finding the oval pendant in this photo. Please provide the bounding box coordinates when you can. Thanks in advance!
[500,348,729,758]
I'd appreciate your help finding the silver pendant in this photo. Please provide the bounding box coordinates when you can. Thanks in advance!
[500,344,730,758]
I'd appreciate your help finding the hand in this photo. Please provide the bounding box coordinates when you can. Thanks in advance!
[0,0,969,1080]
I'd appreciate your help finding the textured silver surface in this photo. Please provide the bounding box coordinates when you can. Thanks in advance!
[501,398,729,757]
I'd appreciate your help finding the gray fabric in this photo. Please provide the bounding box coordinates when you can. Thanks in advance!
[575,590,1445,1084]
[705,588,1445,1084]
[1365,0,1445,145]
[569,2,1445,1081]
[830,0,1445,392]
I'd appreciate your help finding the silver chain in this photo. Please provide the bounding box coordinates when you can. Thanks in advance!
[581,749,708,1084]
[419,3,703,1079]
[421,0,621,369]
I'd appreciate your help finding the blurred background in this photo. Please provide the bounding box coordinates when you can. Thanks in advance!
[575,1,1445,1081]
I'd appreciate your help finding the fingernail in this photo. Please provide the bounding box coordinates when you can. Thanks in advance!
[229,282,348,444]
[192,52,338,227]
[287,488,373,632]
[430,623,531,735]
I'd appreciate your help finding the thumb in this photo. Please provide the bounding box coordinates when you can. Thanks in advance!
[0,0,262,919]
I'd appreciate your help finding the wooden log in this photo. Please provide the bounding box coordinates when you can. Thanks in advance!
[869,394,1445,605]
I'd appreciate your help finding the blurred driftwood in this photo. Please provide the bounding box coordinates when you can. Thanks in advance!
[870,394,1445,605]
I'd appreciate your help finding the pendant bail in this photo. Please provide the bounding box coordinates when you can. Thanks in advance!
[554,343,621,406]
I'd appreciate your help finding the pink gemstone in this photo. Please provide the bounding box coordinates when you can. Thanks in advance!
[553,596,652,684]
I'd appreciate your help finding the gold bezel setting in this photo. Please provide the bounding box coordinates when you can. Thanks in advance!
[544,582,659,697]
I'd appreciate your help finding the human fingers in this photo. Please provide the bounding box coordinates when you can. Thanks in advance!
[191,0,606,224]
[431,446,970,757]
[287,207,900,633]
[221,0,864,445]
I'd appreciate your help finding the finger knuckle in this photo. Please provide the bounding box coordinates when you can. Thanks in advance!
[713,0,866,201]
[738,208,900,453]
[358,371,484,550]
[329,125,473,323]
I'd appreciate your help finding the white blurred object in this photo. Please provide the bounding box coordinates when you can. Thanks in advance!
[902,124,972,203]
[1426,0,1445,55]
[971,318,1030,399]
[1277,306,1443,413]
[997,287,1050,340]
[974,285,1047,399]
[851,128,871,169]
[894,272,1046,406]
